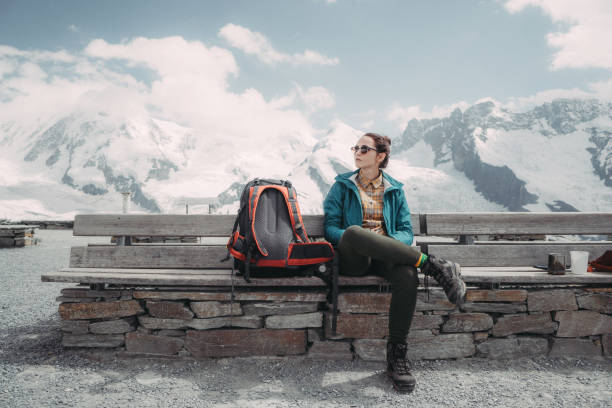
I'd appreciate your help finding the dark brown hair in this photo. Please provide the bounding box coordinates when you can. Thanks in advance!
[364,132,391,168]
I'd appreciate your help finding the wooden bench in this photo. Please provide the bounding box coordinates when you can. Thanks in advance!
[42,212,612,360]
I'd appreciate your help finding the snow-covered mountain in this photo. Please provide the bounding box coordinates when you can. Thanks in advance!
[0,98,610,220]
[395,99,612,212]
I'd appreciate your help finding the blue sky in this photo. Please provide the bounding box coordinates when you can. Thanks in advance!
[1,0,611,136]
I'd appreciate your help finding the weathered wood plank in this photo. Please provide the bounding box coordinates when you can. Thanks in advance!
[42,271,327,286]
[73,213,421,237]
[70,245,232,268]
[42,267,612,286]
[460,269,612,284]
[425,212,612,235]
[428,243,612,267]
[62,267,233,275]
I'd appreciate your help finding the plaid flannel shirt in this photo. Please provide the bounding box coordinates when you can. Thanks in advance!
[356,171,387,236]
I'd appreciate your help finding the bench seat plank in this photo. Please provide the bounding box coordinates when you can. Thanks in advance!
[425,212,612,235]
[427,243,612,267]
[42,270,327,287]
[460,268,612,284]
[41,267,612,286]
[73,214,421,237]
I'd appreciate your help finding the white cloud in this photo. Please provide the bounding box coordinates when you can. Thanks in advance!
[504,87,594,111]
[0,36,320,155]
[504,0,612,70]
[296,85,335,112]
[68,25,79,32]
[0,59,16,78]
[588,77,612,100]
[218,23,339,66]
[386,101,470,130]
[0,45,78,63]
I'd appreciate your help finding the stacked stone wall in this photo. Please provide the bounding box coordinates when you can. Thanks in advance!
[57,286,612,360]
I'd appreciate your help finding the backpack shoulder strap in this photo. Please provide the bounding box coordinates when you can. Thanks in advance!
[248,185,269,257]
[286,184,310,243]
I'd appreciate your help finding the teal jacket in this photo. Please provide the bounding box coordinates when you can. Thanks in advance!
[323,170,414,246]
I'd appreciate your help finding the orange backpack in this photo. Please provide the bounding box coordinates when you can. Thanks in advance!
[225,178,334,282]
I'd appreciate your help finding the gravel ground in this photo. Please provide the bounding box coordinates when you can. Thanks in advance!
[1,230,611,408]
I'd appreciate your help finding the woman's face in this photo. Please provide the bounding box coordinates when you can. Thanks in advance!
[353,135,385,170]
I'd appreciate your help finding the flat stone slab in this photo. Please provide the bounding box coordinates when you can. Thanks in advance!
[307,341,353,360]
[338,291,455,313]
[549,338,602,357]
[527,290,578,312]
[146,301,194,319]
[554,310,612,337]
[461,302,527,314]
[307,328,322,342]
[325,313,443,339]
[190,301,242,318]
[337,293,390,314]
[242,302,318,316]
[354,333,475,361]
[353,339,387,362]
[442,313,493,333]
[125,332,184,355]
[188,315,262,330]
[138,316,190,330]
[134,291,326,302]
[89,317,136,334]
[576,293,612,313]
[59,300,144,320]
[56,297,97,303]
[466,290,527,302]
[477,336,548,359]
[416,291,456,311]
[185,329,306,358]
[492,313,556,337]
[63,334,124,348]
[158,329,186,337]
[353,330,436,362]
[602,334,612,357]
[265,312,322,329]
[138,315,262,330]
[61,288,124,298]
[61,320,89,334]
[406,333,475,360]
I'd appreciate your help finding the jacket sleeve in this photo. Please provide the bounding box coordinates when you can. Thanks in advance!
[391,188,414,246]
[323,181,345,246]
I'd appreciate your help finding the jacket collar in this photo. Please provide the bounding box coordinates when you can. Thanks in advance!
[335,169,403,193]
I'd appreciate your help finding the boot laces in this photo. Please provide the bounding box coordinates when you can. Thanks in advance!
[392,344,412,374]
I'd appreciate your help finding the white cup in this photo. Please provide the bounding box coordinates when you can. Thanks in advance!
[569,251,589,274]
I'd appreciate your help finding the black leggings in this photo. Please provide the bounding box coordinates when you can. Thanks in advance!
[338,225,420,343]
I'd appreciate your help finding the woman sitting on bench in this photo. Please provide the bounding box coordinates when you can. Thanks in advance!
[323,132,466,393]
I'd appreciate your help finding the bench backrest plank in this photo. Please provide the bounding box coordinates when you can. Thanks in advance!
[427,243,612,267]
[73,214,422,237]
[70,244,422,269]
[70,246,231,269]
[425,213,612,235]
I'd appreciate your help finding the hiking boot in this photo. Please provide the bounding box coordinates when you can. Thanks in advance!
[421,255,466,305]
[386,342,416,393]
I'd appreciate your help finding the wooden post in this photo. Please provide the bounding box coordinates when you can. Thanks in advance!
[458,235,475,245]
[118,192,132,246]
[121,192,131,214]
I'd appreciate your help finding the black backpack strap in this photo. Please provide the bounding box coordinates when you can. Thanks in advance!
[244,244,253,283]
[249,185,269,257]
[286,185,309,243]
[221,199,247,262]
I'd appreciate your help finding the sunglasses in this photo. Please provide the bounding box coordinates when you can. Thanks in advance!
[351,145,377,154]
